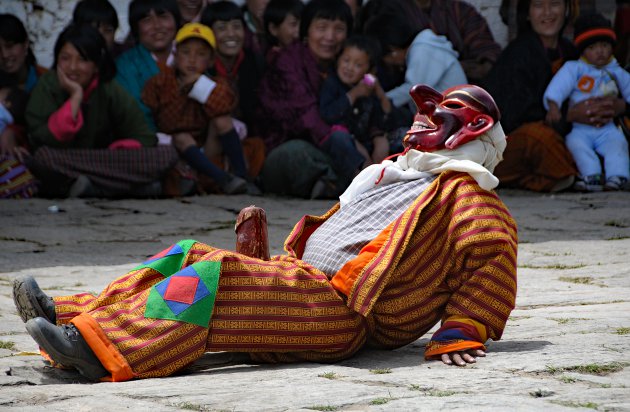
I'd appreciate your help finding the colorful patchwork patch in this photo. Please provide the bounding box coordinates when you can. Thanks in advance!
[135,239,197,277]
[144,260,221,327]
[431,321,482,342]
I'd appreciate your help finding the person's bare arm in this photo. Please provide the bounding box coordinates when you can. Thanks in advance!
[355,139,371,169]
[545,100,562,124]
[0,127,29,162]
[567,96,625,127]
[371,135,389,164]
[374,80,392,115]
[346,81,373,106]
[56,68,83,120]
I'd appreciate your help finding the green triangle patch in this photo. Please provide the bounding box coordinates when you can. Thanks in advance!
[144,260,221,327]
[134,239,197,278]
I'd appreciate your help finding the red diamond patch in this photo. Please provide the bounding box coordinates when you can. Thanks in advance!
[163,276,199,304]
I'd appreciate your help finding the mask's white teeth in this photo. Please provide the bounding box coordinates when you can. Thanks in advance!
[411,121,429,130]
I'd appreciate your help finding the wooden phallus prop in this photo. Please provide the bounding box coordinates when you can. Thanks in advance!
[234,205,270,261]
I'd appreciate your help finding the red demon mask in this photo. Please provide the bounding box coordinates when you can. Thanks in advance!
[403,84,501,152]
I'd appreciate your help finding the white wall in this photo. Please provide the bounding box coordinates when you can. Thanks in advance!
[0,0,131,68]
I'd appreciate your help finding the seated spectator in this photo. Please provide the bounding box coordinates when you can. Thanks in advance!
[25,24,178,198]
[363,4,466,153]
[242,0,270,67]
[263,0,304,63]
[344,0,363,21]
[364,11,466,108]
[200,2,267,181]
[202,2,264,134]
[614,0,630,68]
[115,0,181,132]
[360,0,501,84]
[142,23,248,194]
[320,35,392,165]
[0,14,46,198]
[177,0,208,24]
[257,0,361,199]
[0,84,35,198]
[482,0,616,192]
[0,74,33,164]
[72,0,127,58]
[0,85,27,137]
[0,14,46,93]
[544,13,630,192]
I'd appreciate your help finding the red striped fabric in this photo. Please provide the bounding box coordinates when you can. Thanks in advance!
[52,172,517,379]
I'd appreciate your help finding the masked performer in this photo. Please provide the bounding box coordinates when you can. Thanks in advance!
[13,83,517,382]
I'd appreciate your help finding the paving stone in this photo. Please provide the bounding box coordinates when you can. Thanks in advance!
[1,190,629,411]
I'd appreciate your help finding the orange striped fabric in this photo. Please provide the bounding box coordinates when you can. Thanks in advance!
[55,244,366,378]
[52,171,517,380]
[324,171,517,349]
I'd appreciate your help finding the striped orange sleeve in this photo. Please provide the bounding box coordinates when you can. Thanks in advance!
[424,316,488,360]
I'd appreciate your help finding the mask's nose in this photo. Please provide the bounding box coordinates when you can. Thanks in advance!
[410,84,443,116]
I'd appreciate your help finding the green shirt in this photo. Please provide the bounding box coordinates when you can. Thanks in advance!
[26,70,156,150]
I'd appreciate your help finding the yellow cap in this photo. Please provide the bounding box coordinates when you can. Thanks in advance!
[175,23,215,49]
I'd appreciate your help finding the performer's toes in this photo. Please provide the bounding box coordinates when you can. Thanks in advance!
[13,275,56,324]
[25,317,108,381]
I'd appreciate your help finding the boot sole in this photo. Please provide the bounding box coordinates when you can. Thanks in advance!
[25,319,107,381]
[13,276,52,323]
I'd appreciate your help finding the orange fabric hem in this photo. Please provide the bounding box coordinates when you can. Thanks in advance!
[72,313,135,382]
[424,340,486,360]
[331,222,393,296]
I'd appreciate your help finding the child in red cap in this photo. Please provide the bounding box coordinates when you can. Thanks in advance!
[544,13,630,192]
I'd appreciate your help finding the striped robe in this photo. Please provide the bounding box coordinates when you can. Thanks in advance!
[52,171,517,381]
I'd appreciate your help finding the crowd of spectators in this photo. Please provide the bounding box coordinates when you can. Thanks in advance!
[0,0,629,199]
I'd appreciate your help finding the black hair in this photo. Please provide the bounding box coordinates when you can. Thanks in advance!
[73,0,119,30]
[299,0,353,41]
[53,24,116,82]
[362,3,417,55]
[128,0,181,40]
[2,86,29,125]
[264,0,304,45]
[0,14,36,68]
[201,1,244,28]
[341,35,380,69]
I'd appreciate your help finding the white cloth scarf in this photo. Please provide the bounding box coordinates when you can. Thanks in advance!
[339,122,507,207]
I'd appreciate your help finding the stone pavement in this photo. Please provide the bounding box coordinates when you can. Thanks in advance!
[0,190,629,411]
